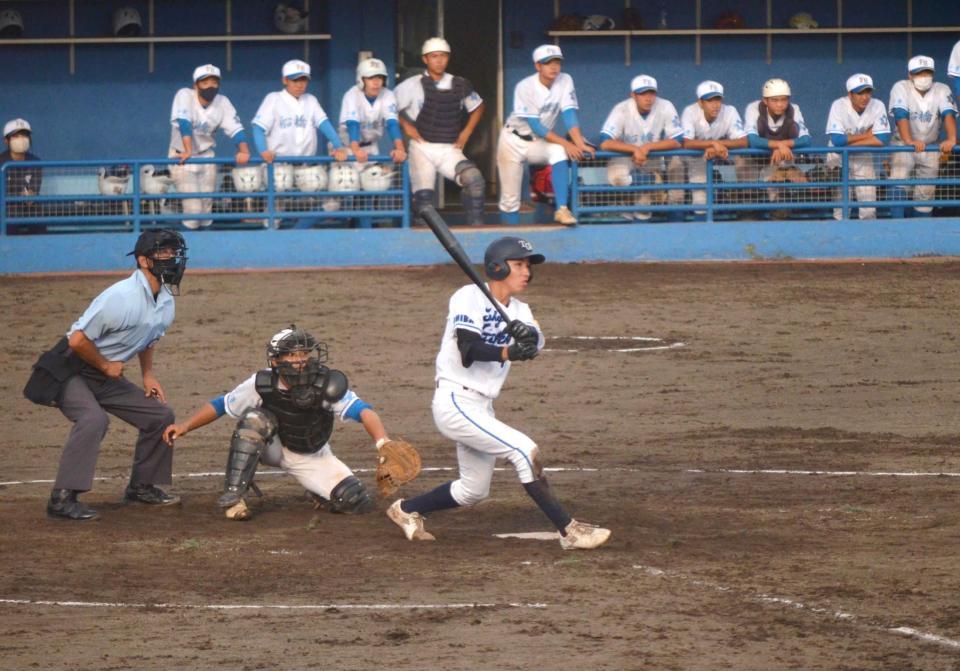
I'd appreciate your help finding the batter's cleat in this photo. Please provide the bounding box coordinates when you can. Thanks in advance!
[47,489,99,521]
[225,499,252,521]
[387,499,435,541]
[122,483,181,506]
[553,206,577,226]
[559,519,611,550]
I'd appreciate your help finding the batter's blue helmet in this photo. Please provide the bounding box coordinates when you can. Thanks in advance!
[484,237,545,280]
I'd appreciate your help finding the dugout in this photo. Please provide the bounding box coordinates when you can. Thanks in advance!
[1,0,960,271]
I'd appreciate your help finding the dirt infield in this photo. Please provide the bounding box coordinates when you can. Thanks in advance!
[4,260,960,670]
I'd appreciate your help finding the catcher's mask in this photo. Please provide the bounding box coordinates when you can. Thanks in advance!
[267,325,328,405]
[129,229,188,295]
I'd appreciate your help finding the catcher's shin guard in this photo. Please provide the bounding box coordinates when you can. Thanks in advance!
[328,475,374,514]
[456,160,486,226]
[218,410,276,508]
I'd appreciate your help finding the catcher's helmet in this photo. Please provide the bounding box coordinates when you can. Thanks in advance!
[112,7,142,37]
[274,2,308,34]
[356,57,388,88]
[267,325,328,388]
[484,237,545,281]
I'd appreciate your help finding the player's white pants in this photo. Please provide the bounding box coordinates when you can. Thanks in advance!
[684,156,748,213]
[170,162,217,229]
[890,148,939,213]
[409,140,469,192]
[606,157,683,219]
[432,380,538,506]
[496,127,567,213]
[828,152,876,220]
[260,439,353,500]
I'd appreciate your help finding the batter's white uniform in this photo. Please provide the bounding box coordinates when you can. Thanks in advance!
[888,80,957,212]
[395,72,483,192]
[432,284,545,506]
[338,86,399,159]
[252,90,331,157]
[680,102,747,207]
[949,41,960,83]
[826,97,891,219]
[497,72,578,213]
[223,373,366,499]
[169,88,245,228]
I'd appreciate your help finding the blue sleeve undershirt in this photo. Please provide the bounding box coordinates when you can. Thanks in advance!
[386,118,402,142]
[892,108,909,121]
[747,133,769,149]
[793,134,811,148]
[830,133,849,147]
[346,120,362,143]
[875,132,891,145]
[942,108,957,119]
[319,119,343,148]
[344,398,372,422]
[252,125,268,154]
[210,395,226,417]
[177,118,192,137]
[230,129,248,147]
[561,108,580,131]
[527,117,550,138]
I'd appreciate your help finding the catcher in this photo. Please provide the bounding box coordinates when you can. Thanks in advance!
[162,325,420,520]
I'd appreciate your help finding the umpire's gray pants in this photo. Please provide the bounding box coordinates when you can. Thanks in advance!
[54,369,175,491]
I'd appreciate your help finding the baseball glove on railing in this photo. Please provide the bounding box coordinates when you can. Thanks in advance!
[376,439,422,497]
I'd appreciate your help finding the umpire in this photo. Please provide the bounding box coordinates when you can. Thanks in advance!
[25,230,188,520]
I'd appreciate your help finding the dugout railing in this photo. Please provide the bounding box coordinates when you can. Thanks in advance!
[0,155,411,234]
[570,146,960,223]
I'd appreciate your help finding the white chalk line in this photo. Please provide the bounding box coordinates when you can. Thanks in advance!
[0,597,546,612]
[5,466,960,488]
[544,335,686,354]
[634,564,960,651]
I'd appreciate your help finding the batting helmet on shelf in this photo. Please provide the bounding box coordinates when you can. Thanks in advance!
[762,78,792,98]
[550,14,585,31]
[359,163,394,192]
[582,15,615,30]
[272,163,295,192]
[356,57,388,88]
[98,166,131,195]
[714,11,745,29]
[231,165,265,193]
[484,237,545,281]
[0,9,23,38]
[789,12,818,29]
[294,164,327,192]
[112,7,142,37]
[274,3,308,34]
[329,163,359,192]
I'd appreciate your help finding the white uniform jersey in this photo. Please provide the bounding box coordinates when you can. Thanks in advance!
[600,97,683,145]
[338,87,398,144]
[949,40,960,79]
[888,80,957,144]
[395,71,483,123]
[252,90,330,157]
[169,88,244,157]
[743,100,811,139]
[224,372,363,422]
[435,284,544,399]
[826,96,890,144]
[680,102,747,141]
[505,72,579,136]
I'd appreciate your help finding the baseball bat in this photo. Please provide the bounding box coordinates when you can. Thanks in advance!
[418,205,511,322]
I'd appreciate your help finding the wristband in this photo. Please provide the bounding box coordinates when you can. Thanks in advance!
[376,437,390,450]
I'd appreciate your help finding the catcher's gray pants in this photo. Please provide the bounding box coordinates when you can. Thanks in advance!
[54,369,175,492]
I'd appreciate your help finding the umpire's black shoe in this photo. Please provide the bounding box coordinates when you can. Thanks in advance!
[47,489,100,521]
[122,483,181,506]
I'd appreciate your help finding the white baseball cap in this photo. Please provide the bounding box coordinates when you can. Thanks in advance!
[908,55,935,74]
[3,118,31,138]
[846,73,874,93]
[282,59,311,79]
[192,64,221,83]
[533,44,563,64]
[421,37,451,55]
[631,75,657,93]
[696,80,724,100]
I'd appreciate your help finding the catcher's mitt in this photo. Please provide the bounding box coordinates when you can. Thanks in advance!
[376,439,422,497]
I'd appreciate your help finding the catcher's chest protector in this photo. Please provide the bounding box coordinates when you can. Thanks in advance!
[416,75,469,144]
[255,370,334,454]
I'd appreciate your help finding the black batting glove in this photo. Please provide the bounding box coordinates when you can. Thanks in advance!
[505,319,536,343]
[507,340,539,362]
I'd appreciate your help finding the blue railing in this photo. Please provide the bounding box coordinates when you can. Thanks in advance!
[1,155,411,234]
[570,146,960,223]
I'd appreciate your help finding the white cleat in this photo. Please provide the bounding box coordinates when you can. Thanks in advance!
[387,500,435,541]
[553,206,577,226]
[559,519,611,550]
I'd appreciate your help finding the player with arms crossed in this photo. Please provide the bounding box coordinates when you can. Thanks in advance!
[679,81,748,219]
[163,326,414,520]
[498,44,593,226]
[386,237,611,550]
[826,74,891,220]
[888,55,957,217]
[339,57,407,166]
[599,74,684,221]
[395,37,486,226]
[169,64,251,229]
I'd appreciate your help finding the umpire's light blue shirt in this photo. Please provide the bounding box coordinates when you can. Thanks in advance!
[68,270,175,362]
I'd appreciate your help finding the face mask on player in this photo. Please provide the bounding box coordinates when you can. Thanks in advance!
[198,86,219,102]
[8,135,29,153]
[913,75,933,92]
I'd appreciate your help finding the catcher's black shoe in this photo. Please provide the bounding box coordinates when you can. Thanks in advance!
[47,489,99,521]
[122,483,181,506]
